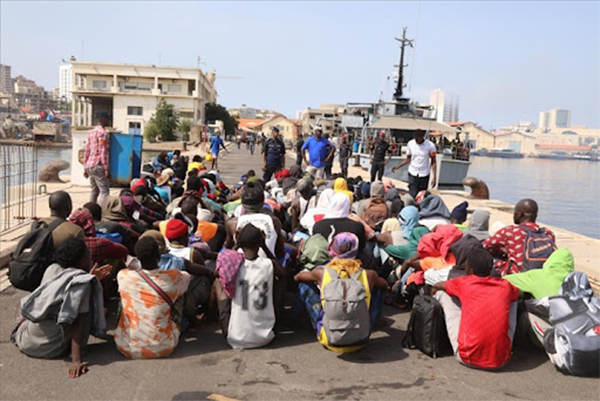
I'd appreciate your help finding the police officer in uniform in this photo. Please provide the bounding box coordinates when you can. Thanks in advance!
[262,126,286,181]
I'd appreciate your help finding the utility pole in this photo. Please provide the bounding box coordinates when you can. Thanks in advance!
[393,27,413,101]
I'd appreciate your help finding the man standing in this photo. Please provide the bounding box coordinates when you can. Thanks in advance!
[84,112,110,205]
[262,127,286,181]
[338,135,353,178]
[210,130,229,170]
[302,127,334,179]
[369,131,392,182]
[392,130,437,198]
[295,133,305,166]
[323,133,335,180]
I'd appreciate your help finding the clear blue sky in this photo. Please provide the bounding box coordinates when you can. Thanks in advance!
[2,1,599,129]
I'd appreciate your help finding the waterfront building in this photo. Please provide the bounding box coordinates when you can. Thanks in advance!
[450,121,496,150]
[253,114,301,141]
[12,75,56,113]
[538,108,571,130]
[70,61,217,134]
[0,64,12,94]
[299,104,345,135]
[59,64,73,102]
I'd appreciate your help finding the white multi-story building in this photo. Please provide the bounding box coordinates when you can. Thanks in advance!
[429,88,459,123]
[538,108,571,130]
[59,64,73,102]
[71,61,217,134]
[0,64,12,94]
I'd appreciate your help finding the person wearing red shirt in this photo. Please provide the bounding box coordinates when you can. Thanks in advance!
[483,199,555,276]
[433,249,520,370]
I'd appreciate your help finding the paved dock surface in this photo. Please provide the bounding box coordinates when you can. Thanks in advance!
[1,145,599,401]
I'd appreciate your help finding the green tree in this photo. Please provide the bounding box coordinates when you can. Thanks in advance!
[144,120,160,143]
[149,98,179,141]
[205,102,238,136]
[179,118,192,142]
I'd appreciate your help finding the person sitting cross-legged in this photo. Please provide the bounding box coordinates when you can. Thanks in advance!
[295,232,388,353]
[214,223,287,349]
[114,237,191,359]
[12,238,109,379]
[433,249,520,370]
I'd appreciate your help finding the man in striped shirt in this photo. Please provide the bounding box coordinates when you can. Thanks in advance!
[84,112,111,205]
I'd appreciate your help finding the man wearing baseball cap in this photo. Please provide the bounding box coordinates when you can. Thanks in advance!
[369,131,392,182]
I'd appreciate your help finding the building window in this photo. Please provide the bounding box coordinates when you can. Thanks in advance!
[167,84,182,94]
[127,106,143,116]
[124,82,152,91]
[92,80,107,90]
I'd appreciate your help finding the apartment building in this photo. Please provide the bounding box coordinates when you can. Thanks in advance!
[300,104,345,135]
[71,61,217,134]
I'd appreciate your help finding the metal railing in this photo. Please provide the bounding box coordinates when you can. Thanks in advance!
[0,142,38,232]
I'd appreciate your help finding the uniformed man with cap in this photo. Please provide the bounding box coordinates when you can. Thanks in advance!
[262,126,286,181]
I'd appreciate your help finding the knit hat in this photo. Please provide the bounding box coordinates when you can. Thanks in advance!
[165,219,189,240]
[451,201,469,223]
[361,181,371,197]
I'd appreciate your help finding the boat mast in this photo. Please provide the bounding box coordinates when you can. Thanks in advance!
[393,27,414,101]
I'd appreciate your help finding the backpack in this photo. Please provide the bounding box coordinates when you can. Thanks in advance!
[8,218,65,291]
[543,272,600,377]
[521,226,557,271]
[403,293,452,358]
[321,267,370,347]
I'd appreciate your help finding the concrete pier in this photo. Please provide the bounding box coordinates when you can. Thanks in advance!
[0,143,598,401]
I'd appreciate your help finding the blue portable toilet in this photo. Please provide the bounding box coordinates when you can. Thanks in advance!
[109,132,143,186]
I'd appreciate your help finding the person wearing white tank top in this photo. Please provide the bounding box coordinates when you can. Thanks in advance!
[224,223,287,349]
[225,181,285,258]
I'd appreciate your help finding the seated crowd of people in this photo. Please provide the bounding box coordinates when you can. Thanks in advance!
[8,148,599,379]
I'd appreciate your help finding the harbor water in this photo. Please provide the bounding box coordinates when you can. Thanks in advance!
[37,147,600,239]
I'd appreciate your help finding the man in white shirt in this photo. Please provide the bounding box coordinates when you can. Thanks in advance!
[392,130,437,198]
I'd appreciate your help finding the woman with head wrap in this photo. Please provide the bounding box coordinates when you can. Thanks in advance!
[299,188,335,232]
[333,178,354,207]
[418,194,451,230]
[375,205,419,247]
[294,232,389,353]
[313,193,366,251]
[282,164,304,200]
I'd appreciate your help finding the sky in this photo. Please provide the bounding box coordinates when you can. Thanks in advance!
[1,1,599,130]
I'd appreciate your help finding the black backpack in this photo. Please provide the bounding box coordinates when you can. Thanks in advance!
[8,218,65,291]
[403,293,452,358]
[521,226,557,271]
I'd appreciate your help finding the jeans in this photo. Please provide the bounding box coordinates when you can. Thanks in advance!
[88,164,110,205]
[263,164,282,182]
[370,161,385,182]
[296,152,303,166]
[297,282,384,333]
[408,173,430,199]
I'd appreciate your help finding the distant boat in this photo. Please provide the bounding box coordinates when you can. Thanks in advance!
[538,151,569,160]
[573,152,593,161]
[480,148,524,159]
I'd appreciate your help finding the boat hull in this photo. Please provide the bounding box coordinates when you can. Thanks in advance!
[357,154,470,186]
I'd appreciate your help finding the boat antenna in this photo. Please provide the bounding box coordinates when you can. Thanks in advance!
[408,2,421,93]
[393,27,414,101]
